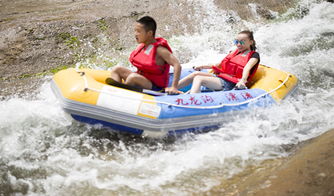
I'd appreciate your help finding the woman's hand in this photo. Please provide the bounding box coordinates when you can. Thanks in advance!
[235,80,247,90]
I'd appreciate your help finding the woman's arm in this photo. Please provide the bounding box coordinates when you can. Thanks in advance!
[193,63,220,71]
[235,57,259,88]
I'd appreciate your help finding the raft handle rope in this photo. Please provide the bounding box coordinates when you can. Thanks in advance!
[76,71,89,92]
[76,70,292,109]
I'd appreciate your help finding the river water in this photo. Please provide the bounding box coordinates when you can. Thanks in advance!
[1,0,334,195]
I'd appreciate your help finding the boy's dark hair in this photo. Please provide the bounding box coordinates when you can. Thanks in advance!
[137,16,157,37]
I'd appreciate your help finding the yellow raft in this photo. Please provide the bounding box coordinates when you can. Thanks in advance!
[51,65,298,137]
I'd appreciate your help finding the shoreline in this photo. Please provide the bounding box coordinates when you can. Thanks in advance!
[0,0,293,97]
[210,128,334,195]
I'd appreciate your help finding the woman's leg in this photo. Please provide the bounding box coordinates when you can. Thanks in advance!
[178,71,213,89]
[190,75,223,93]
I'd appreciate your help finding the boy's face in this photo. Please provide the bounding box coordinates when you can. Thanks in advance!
[134,22,152,43]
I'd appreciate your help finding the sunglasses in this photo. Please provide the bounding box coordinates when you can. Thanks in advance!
[233,39,245,45]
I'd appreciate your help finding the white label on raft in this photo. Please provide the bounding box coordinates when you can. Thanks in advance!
[97,86,143,115]
[139,102,161,118]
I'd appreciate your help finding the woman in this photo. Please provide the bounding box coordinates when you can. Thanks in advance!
[178,30,260,93]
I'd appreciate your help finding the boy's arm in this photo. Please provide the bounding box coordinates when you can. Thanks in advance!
[157,47,182,94]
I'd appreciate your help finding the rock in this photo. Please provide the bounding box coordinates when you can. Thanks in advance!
[209,129,334,195]
[0,0,294,97]
[255,5,277,20]
[0,0,197,97]
[214,0,293,20]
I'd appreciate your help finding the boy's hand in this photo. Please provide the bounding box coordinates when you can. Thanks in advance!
[165,86,182,95]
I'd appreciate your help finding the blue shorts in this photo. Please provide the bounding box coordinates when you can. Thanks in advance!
[201,75,236,91]
[151,83,164,91]
[217,77,236,91]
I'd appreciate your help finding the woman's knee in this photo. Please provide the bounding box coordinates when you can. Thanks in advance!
[194,75,216,86]
[193,75,205,84]
[195,75,207,80]
[192,71,203,77]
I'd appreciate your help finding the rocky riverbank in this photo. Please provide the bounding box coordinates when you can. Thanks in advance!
[0,0,294,98]
[209,129,334,196]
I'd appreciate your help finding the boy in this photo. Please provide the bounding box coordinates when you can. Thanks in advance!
[108,16,181,94]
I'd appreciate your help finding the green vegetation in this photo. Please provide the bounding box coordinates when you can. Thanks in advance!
[17,65,72,79]
[97,18,108,31]
[57,32,71,40]
[18,73,42,79]
[56,32,80,49]
[76,55,118,69]
[65,36,80,49]
[49,65,71,74]
[34,37,46,41]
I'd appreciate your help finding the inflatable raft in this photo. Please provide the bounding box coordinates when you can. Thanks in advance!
[51,65,298,137]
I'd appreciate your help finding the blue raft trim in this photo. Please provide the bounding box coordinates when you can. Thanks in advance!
[167,124,220,136]
[71,114,221,136]
[71,114,144,135]
[155,88,275,119]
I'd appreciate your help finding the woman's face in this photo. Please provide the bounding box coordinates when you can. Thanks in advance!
[234,33,253,52]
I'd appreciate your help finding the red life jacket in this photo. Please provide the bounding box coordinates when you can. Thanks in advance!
[212,49,258,84]
[129,37,172,88]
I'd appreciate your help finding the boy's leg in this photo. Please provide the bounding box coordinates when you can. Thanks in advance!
[110,66,133,82]
[125,73,153,90]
